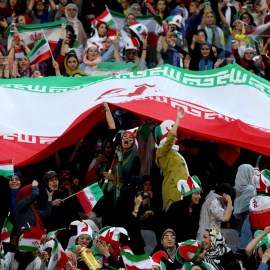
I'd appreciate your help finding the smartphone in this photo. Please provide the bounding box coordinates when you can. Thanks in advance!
[13,34,20,42]
[15,52,24,59]
[43,181,53,192]
[205,0,211,9]
[68,34,77,40]
[10,23,15,33]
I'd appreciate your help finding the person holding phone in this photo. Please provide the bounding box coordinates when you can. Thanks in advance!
[0,46,9,79]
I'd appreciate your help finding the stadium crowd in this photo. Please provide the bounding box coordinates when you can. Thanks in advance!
[1,0,270,269]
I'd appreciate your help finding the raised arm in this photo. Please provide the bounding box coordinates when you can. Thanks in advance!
[161,36,169,53]
[48,0,56,10]
[102,102,116,129]
[171,106,186,135]
[218,1,228,27]
[28,0,35,11]
[113,38,120,62]
[246,227,270,259]
[52,60,61,76]
[141,39,147,62]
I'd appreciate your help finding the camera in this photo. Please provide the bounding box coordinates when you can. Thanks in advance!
[143,192,151,205]
[10,23,16,33]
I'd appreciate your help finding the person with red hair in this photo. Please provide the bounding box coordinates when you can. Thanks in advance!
[14,180,53,233]
[17,14,33,25]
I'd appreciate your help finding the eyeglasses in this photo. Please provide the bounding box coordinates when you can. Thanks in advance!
[242,16,250,19]
[127,51,136,55]
[245,52,254,55]
[68,8,76,11]
[163,235,176,239]
[132,7,140,11]
[78,236,91,242]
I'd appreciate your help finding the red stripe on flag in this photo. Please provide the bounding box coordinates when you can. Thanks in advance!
[76,190,93,214]
[55,251,69,270]
[126,265,151,270]
[30,50,52,65]
[0,159,13,165]
[1,231,9,241]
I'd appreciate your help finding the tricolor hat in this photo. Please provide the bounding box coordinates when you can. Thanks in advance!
[155,120,175,146]
[176,240,204,264]
[129,22,148,41]
[166,15,183,28]
[254,230,270,249]
[125,37,139,51]
[122,127,138,142]
[254,169,270,193]
[70,220,95,239]
[99,226,129,245]
[177,175,202,199]
[152,251,170,270]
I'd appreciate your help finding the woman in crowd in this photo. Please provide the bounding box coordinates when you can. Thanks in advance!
[62,52,87,77]
[156,0,169,20]
[244,227,270,270]
[215,50,233,68]
[14,180,53,232]
[0,227,48,270]
[197,183,235,241]
[196,42,216,71]
[16,14,33,25]
[27,0,56,24]
[88,21,108,52]
[202,228,235,270]
[166,176,203,242]
[58,3,87,47]
[152,229,181,269]
[233,164,255,250]
[177,239,216,270]
[64,251,78,270]
[129,3,141,16]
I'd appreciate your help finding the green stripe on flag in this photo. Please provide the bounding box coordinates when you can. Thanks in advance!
[89,182,103,201]
[27,37,47,58]
[94,62,139,73]
[107,19,115,27]
[5,219,13,235]
[5,20,67,36]
[18,245,39,252]
[109,9,155,20]
[0,169,13,179]
[121,249,150,262]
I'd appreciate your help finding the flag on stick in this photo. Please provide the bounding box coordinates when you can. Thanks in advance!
[48,237,68,270]
[76,183,103,214]
[27,37,52,65]
[0,159,13,179]
[1,213,13,242]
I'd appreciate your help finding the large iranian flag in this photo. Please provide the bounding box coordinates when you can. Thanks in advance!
[110,9,161,47]
[121,249,152,270]
[27,37,52,65]
[1,64,270,166]
[76,183,103,214]
[245,22,270,42]
[5,20,67,52]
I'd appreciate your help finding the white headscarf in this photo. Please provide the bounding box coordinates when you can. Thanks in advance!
[65,4,79,37]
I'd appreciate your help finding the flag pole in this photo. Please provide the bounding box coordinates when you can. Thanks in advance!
[101,157,116,193]
[41,29,55,61]
[62,193,76,201]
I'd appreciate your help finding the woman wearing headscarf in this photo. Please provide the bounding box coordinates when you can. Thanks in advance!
[122,13,136,40]
[156,0,169,20]
[197,183,235,241]
[14,180,53,233]
[88,21,108,52]
[202,228,235,270]
[176,240,216,270]
[62,52,87,77]
[85,139,113,186]
[196,42,216,71]
[129,3,142,16]
[199,8,223,49]
[64,251,78,270]
[165,176,203,243]
[152,229,181,269]
[59,3,87,47]
[0,227,48,270]
[233,164,255,250]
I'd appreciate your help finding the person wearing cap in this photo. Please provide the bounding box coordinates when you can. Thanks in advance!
[165,176,203,242]
[244,226,270,270]
[155,106,189,211]
[249,170,270,232]
[176,240,216,270]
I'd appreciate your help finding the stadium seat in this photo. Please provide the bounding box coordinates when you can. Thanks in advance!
[141,230,157,255]
[221,228,240,253]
